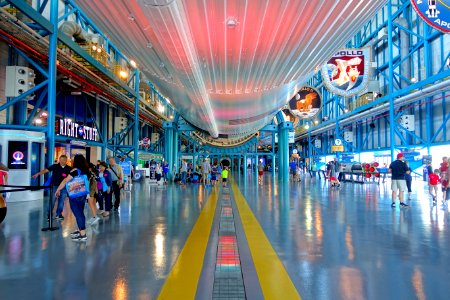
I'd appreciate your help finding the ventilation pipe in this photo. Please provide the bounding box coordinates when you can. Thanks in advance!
[59,21,103,44]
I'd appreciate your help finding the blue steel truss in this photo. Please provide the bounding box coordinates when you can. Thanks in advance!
[297,0,450,162]
[0,0,170,167]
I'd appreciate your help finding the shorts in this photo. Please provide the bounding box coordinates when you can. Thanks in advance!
[258,171,264,176]
[156,173,162,181]
[211,175,217,181]
[222,178,227,183]
[429,185,438,195]
[391,179,407,192]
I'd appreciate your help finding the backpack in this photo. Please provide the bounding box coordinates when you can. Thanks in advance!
[66,169,90,199]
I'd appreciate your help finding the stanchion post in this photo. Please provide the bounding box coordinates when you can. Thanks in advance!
[42,185,59,232]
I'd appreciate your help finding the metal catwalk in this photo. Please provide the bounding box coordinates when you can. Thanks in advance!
[0,174,449,299]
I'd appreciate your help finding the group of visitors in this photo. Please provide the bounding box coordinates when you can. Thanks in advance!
[175,159,229,187]
[32,155,124,242]
[425,156,450,204]
[389,154,450,207]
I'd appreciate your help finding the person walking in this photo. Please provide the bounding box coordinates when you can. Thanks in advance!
[97,162,112,217]
[32,155,72,220]
[222,166,229,187]
[155,162,163,186]
[163,161,169,184]
[258,161,264,185]
[0,162,8,200]
[87,163,100,225]
[389,153,410,207]
[180,159,188,186]
[311,161,317,179]
[429,169,440,204]
[55,154,90,242]
[439,157,449,202]
[108,156,124,211]
[202,159,211,185]
[405,161,413,201]
[334,157,342,181]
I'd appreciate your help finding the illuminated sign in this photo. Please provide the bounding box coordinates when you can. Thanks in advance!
[321,48,371,97]
[288,86,322,120]
[8,141,28,169]
[57,118,98,141]
[412,0,450,33]
[332,145,344,152]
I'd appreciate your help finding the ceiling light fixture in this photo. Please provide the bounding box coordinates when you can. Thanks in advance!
[226,17,238,28]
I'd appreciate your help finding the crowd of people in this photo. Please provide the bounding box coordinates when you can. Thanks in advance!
[32,154,124,242]
[173,158,229,187]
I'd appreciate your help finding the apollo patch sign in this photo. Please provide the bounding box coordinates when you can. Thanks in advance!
[321,48,371,97]
[288,86,322,120]
[412,0,450,33]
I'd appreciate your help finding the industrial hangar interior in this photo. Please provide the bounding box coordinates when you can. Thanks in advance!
[0,0,449,299]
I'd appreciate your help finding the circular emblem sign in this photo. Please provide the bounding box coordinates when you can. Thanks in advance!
[411,0,450,33]
[12,151,24,161]
[288,86,322,120]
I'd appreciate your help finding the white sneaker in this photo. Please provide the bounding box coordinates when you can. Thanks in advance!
[97,210,104,215]
[88,217,100,225]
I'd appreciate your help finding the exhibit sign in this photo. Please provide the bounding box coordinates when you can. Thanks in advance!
[288,86,322,120]
[56,118,98,141]
[8,141,28,169]
[411,0,450,33]
[321,48,371,97]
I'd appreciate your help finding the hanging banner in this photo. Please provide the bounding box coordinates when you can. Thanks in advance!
[411,0,450,33]
[288,86,322,120]
[321,48,371,97]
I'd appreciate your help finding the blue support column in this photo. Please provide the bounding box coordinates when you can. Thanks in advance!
[387,1,396,161]
[243,154,248,181]
[163,122,174,180]
[173,129,179,174]
[278,122,291,181]
[46,0,58,166]
[133,69,140,167]
[101,101,108,160]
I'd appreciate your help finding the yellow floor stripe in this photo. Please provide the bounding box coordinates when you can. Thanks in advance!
[157,188,219,300]
[231,180,302,300]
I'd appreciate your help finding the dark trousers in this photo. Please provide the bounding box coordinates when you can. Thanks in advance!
[69,196,86,231]
[406,179,412,193]
[112,181,121,209]
[97,191,112,211]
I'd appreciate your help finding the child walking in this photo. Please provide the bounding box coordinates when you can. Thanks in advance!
[221,167,229,187]
[429,169,440,204]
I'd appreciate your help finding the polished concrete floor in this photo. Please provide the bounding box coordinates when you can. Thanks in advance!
[0,173,449,299]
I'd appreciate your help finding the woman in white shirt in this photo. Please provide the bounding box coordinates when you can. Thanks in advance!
[155,163,163,186]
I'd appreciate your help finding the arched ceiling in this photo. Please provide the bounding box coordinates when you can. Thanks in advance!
[74,0,387,138]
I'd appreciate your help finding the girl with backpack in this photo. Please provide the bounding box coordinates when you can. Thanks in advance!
[55,154,90,242]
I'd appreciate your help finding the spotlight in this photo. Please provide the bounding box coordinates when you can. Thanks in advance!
[295,94,300,100]
[40,111,48,117]
[119,70,128,79]
[35,118,42,124]
[344,108,349,113]
[304,124,310,129]
[92,45,97,51]
[130,60,137,68]
[314,119,319,124]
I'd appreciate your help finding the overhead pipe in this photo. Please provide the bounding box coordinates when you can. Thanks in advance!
[297,79,450,140]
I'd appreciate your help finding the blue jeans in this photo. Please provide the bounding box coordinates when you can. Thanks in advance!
[181,171,187,184]
[47,186,67,217]
[69,195,86,231]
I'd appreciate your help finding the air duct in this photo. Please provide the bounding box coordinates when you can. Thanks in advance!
[59,21,103,44]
